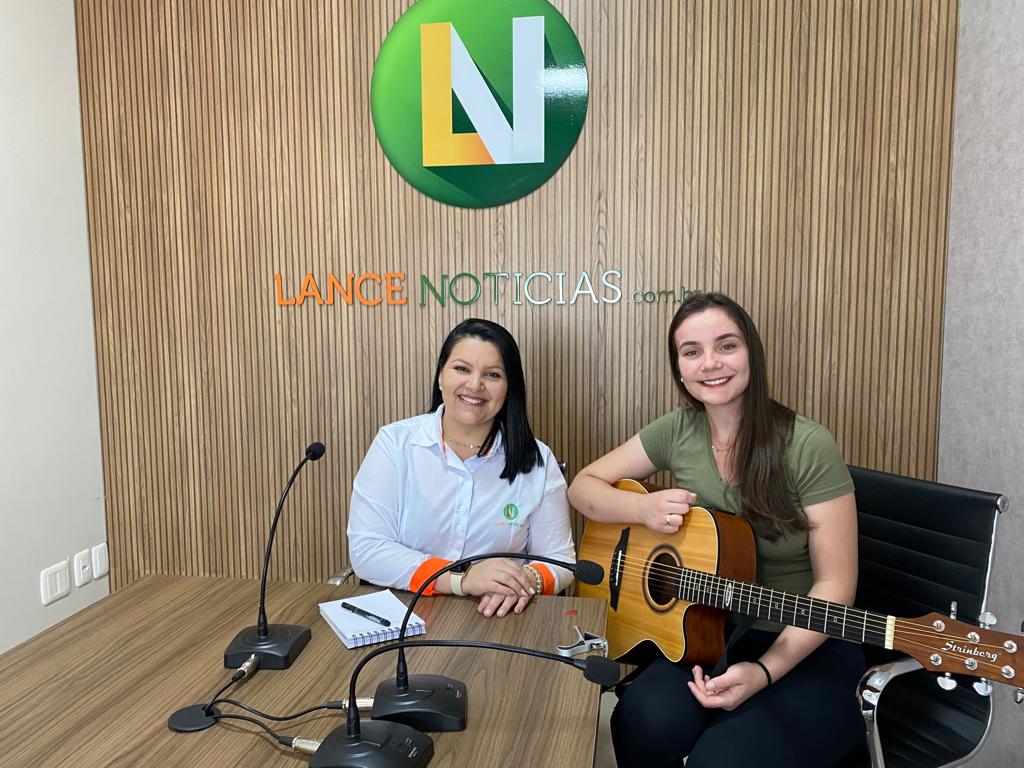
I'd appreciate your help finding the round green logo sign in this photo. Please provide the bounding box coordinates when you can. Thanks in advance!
[503,503,520,520]
[371,0,588,208]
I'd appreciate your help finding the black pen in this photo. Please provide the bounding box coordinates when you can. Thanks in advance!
[340,601,391,627]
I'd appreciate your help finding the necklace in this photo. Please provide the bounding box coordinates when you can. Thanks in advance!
[446,436,483,450]
[711,442,733,454]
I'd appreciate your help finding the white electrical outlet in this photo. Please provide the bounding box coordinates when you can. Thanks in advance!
[92,542,109,578]
[41,561,71,605]
[73,549,93,587]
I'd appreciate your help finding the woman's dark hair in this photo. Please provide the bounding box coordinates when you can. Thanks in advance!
[429,318,542,482]
[668,293,807,539]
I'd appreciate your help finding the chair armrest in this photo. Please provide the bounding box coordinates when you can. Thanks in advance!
[856,656,923,768]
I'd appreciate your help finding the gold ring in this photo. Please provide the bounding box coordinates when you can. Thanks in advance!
[666,513,672,524]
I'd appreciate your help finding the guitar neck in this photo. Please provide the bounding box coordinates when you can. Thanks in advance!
[678,567,893,649]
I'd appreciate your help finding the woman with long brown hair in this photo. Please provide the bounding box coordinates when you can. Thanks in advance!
[568,293,864,767]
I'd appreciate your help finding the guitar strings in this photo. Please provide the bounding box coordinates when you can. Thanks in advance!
[602,552,1011,655]
[608,552,891,633]
[606,556,1015,672]
[604,552,1012,653]
[619,554,993,648]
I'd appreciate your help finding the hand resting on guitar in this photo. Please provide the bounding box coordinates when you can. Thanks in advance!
[567,433,698,534]
[641,487,696,534]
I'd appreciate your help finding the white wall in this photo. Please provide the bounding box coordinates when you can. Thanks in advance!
[0,0,108,654]
[939,1,1024,765]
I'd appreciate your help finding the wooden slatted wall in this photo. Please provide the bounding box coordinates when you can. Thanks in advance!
[74,0,959,589]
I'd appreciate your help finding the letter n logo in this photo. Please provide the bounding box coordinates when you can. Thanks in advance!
[420,17,544,167]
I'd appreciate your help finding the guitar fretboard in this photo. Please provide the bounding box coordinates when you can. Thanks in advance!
[674,566,892,648]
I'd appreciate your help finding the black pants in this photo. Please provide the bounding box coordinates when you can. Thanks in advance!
[611,629,866,768]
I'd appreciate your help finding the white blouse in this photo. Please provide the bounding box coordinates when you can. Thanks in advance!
[347,407,575,593]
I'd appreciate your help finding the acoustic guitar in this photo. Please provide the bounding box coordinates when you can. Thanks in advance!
[577,480,1023,692]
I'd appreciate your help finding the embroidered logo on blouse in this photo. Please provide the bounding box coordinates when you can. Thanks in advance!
[502,503,520,520]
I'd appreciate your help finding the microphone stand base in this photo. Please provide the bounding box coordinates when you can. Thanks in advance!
[310,720,433,768]
[224,623,311,670]
[371,675,467,732]
[167,704,220,732]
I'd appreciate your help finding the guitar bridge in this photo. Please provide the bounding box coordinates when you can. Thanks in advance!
[609,528,630,611]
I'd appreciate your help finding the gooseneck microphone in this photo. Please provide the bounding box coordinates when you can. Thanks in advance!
[372,553,605,732]
[224,441,326,670]
[310,636,620,768]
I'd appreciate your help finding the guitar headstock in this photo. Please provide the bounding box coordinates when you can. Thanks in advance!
[894,612,1022,689]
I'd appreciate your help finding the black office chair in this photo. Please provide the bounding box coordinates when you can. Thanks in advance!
[835,466,1007,768]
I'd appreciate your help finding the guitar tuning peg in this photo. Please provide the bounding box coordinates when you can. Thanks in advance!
[973,678,993,696]
[1015,687,1024,705]
[978,611,997,628]
[937,673,958,691]
[949,601,958,620]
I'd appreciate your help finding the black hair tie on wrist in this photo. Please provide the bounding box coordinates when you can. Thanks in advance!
[753,659,773,686]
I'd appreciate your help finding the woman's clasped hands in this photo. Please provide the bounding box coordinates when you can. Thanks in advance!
[459,558,538,618]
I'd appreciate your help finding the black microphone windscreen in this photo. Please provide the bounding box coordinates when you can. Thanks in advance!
[306,442,326,461]
[583,656,621,687]
[574,559,604,585]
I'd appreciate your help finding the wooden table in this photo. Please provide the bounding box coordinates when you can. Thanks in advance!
[0,576,608,767]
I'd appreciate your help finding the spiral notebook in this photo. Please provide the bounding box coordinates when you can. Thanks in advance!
[319,589,426,649]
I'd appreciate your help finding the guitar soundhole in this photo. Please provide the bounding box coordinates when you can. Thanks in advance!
[643,548,681,613]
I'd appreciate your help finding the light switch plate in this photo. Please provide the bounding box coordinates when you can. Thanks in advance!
[41,561,70,605]
[73,549,93,587]
[92,542,109,578]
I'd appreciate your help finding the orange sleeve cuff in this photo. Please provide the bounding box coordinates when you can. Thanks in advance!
[409,557,452,596]
[531,563,556,595]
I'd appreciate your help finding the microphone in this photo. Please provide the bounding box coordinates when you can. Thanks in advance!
[310,636,619,768]
[224,441,326,670]
[372,553,604,732]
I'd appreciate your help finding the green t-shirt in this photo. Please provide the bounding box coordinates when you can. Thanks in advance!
[639,407,853,630]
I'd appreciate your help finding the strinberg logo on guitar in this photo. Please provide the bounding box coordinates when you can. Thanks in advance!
[942,641,999,663]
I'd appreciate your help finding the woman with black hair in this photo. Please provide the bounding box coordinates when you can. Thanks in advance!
[348,318,575,618]
[568,293,865,767]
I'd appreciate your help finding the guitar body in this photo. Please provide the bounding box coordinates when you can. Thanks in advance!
[577,480,758,665]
